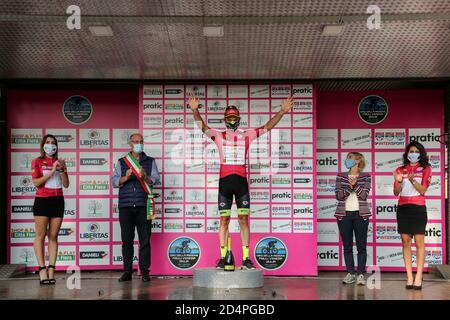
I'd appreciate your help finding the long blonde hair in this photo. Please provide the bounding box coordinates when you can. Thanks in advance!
[347,152,366,171]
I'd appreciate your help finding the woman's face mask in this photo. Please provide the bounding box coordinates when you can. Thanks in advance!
[43,143,57,156]
[407,152,420,164]
[344,158,356,169]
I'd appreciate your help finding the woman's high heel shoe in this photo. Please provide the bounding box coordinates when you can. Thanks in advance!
[47,265,56,285]
[38,266,50,285]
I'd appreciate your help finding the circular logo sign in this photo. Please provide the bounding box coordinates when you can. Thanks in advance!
[358,95,388,124]
[62,95,93,125]
[167,237,201,270]
[254,237,288,270]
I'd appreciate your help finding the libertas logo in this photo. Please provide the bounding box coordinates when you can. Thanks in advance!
[12,177,36,195]
[79,223,109,241]
[80,130,109,147]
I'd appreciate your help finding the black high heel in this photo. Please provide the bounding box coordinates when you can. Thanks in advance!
[47,265,56,285]
[38,266,50,285]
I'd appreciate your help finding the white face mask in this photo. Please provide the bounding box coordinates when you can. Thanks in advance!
[43,144,57,156]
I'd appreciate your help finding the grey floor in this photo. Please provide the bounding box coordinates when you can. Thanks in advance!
[1,271,449,300]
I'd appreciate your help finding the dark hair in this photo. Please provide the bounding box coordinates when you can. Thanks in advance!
[39,134,58,159]
[402,141,429,167]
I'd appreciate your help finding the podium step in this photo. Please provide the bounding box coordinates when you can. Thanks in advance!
[193,268,264,289]
[0,264,27,279]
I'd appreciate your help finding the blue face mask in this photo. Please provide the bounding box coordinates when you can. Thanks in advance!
[407,153,420,164]
[133,144,144,154]
[344,159,356,169]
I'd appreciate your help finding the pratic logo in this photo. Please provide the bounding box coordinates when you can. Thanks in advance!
[317,247,339,266]
[151,220,162,232]
[80,129,109,147]
[292,84,313,98]
[293,205,313,218]
[425,226,442,239]
[11,177,36,195]
[143,100,163,113]
[271,190,292,201]
[409,131,440,144]
[79,223,109,241]
[316,155,338,167]
[250,176,270,186]
[164,116,184,128]
[376,203,398,215]
[80,251,108,260]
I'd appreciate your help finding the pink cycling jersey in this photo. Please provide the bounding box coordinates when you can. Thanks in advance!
[205,126,267,178]
[394,164,432,206]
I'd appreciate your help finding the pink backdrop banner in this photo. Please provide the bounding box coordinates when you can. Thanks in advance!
[316,89,446,271]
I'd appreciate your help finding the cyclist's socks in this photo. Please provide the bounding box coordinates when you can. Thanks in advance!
[220,246,227,258]
[242,246,249,260]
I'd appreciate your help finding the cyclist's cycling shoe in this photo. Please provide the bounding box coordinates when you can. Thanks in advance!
[216,258,225,269]
[241,258,256,270]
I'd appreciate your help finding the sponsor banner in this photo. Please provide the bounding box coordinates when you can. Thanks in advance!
[414,247,443,266]
[425,223,443,244]
[151,219,163,233]
[58,152,77,172]
[79,222,110,242]
[186,85,206,98]
[251,204,270,218]
[270,129,291,143]
[79,129,110,149]
[292,84,313,98]
[317,199,338,219]
[316,175,336,196]
[271,219,292,233]
[185,204,205,218]
[250,219,271,233]
[143,100,163,113]
[167,237,201,270]
[10,245,77,267]
[164,85,184,99]
[206,219,220,233]
[10,198,34,220]
[408,128,441,149]
[293,114,313,128]
[374,198,399,220]
[164,174,184,188]
[249,175,270,188]
[79,198,110,219]
[143,85,163,98]
[317,222,340,243]
[186,175,205,188]
[64,198,77,218]
[164,205,184,218]
[293,220,314,233]
[79,175,110,195]
[375,175,396,196]
[249,85,270,98]
[271,205,292,218]
[10,222,36,244]
[113,129,138,149]
[293,99,313,113]
[292,158,314,173]
[11,176,37,196]
[79,152,110,172]
[316,152,338,172]
[229,100,249,113]
[293,189,314,203]
[341,129,372,149]
[112,244,139,266]
[207,85,227,99]
[271,85,291,98]
[228,85,248,99]
[10,152,37,173]
[143,129,163,143]
[164,114,185,128]
[48,128,77,149]
[428,152,442,172]
[79,245,110,266]
[293,204,314,219]
[374,129,406,149]
[185,219,205,233]
[143,115,163,128]
[376,246,405,267]
[374,152,404,172]
[375,222,401,244]
[317,245,340,267]
[316,129,338,149]
[164,219,184,233]
[293,144,313,157]
[11,128,42,149]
